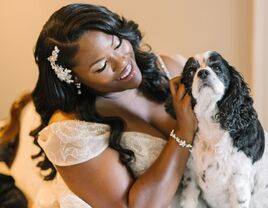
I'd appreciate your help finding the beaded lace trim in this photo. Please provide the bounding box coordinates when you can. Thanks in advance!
[36,120,185,207]
[38,120,166,176]
[38,120,110,166]
[156,54,172,80]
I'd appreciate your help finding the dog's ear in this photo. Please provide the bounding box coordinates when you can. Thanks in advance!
[216,58,265,163]
[165,57,196,118]
[181,57,195,95]
[181,57,197,107]
[216,62,257,132]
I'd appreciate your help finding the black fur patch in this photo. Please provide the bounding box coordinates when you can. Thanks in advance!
[165,51,265,163]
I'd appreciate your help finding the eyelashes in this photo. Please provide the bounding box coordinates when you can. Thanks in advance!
[114,38,122,49]
[95,61,107,73]
[94,37,122,74]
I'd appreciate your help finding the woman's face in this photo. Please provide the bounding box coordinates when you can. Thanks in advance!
[73,31,142,94]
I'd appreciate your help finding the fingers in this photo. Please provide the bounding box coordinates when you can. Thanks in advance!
[169,76,192,110]
[169,76,181,96]
[169,76,187,100]
[177,83,187,100]
[183,93,192,109]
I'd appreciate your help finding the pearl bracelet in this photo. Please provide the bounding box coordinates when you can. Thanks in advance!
[170,129,193,152]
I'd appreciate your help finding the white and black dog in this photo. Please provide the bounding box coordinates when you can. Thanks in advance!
[166,51,268,208]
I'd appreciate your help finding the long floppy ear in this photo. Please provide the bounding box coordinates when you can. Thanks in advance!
[216,63,258,132]
[165,57,196,118]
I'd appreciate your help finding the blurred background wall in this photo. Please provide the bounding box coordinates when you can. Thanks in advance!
[0,0,267,129]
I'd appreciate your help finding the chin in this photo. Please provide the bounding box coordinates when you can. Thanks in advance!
[166,51,268,208]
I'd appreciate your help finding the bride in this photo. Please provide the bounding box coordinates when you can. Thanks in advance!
[11,3,197,208]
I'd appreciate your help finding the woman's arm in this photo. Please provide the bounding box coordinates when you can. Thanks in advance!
[129,77,196,207]
[56,78,196,208]
[57,135,191,208]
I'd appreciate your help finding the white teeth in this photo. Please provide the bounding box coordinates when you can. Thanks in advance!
[120,64,132,79]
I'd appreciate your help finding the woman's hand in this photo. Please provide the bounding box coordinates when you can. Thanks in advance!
[169,76,197,143]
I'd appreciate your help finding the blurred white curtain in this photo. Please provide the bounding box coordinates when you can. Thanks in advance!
[253,0,268,130]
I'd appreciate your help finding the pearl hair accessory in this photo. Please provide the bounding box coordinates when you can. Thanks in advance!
[47,46,74,84]
[170,129,193,152]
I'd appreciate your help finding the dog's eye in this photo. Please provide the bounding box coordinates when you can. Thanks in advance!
[213,65,221,73]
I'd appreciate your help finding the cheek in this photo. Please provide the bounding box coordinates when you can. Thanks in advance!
[219,73,230,89]
[81,73,115,91]
[209,72,226,95]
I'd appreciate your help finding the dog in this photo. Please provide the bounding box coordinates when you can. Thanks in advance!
[166,51,268,208]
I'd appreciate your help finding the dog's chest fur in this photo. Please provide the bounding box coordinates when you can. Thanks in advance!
[189,100,253,207]
[176,51,268,207]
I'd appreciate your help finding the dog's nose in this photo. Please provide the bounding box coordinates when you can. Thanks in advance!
[197,69,210,79]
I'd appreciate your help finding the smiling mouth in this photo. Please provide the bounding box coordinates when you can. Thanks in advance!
[119,63,135,81]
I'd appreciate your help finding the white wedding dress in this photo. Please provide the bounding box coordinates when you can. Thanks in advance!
[35,120,184,208]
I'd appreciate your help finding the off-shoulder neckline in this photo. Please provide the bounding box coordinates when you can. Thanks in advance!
[39,119,165,142]
[47,119,108,128]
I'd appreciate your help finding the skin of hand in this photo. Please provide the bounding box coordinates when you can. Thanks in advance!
[127,77,198,207]
[169,76,198,143]
[55,77,198,208]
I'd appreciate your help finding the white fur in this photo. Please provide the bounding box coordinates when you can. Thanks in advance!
[179,52,268,208]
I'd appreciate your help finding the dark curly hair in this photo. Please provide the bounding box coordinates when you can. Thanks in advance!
[30,3,170,180]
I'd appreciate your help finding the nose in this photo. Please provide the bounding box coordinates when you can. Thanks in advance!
[197,69,210,79]
[112,54,128,72]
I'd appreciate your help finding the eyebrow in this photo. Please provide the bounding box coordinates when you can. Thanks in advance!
[88,36,115,69]
[208,58,221,66]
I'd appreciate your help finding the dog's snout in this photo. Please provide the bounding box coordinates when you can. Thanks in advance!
[197,69,210,79]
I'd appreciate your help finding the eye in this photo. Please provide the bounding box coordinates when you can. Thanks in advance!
[114,37,122,50]
[213,65,221,73]
[95,61,107,73]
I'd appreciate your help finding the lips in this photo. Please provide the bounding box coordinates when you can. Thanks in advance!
[118,62,135,81]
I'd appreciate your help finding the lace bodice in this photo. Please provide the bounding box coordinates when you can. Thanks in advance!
[38,121,110,166]
[37,120,180,208]
[38,120,166,176]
